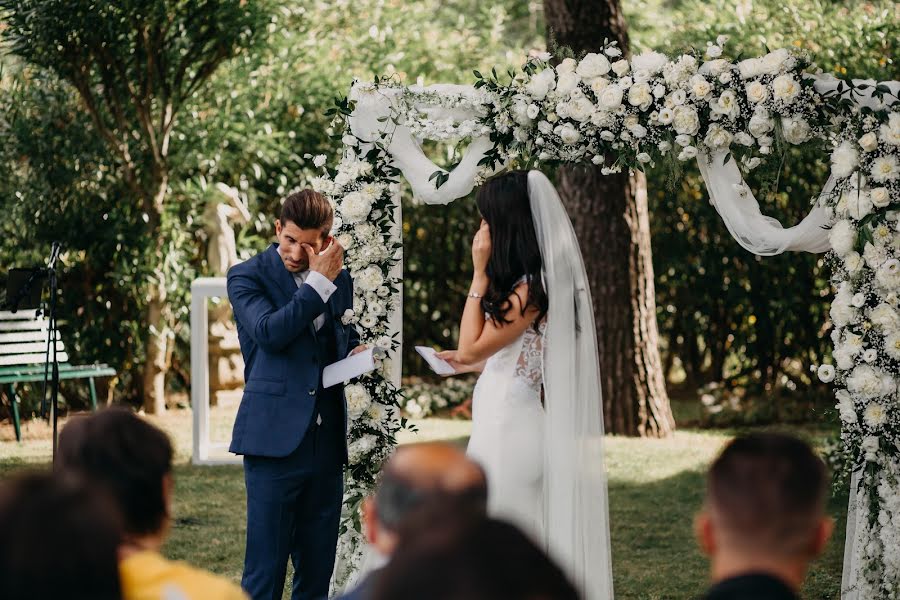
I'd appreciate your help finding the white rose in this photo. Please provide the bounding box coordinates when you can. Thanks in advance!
[631,51,668,76]
[862,436,880,462]
[836,391,858,424]
[830,291,856,327]
[871,156,899,183]
[668,89,687,106]
[859,132,879,152]
[672,105,700,136]
[749,111,775,138]
[630,124,648,139]
[737,57,765,80]
[590,77,611,96]
[772,74,801,104]
[689,75,712,99]
[526,68,556,100]
[847,190,874,221]
[628,82,653,109]
[863,349,878,363]
[844,251,864,274]
[871,187,891,208]
[344,384,372,420]
[653,84,666,99]
[556,57,577,74]
[880,113,900,145]
[705,44,722,58]
[817,364,835,383]
[339,192,374,224]
[719,72,733,84]
[678,146,699,161]
[600,130,615,141]
[556,71,581,96]
[852,293,867,308]
[526,103,541,120]
[576,53,611,79]
[704,124,733,149]
[637,152,652,164]
[605,46,622,58]
[566,97,594,122]
[598,85,624,111]
[356,266,384,292]
[538,120,553,135]
[833,347,855,370]
[760,48,791,75]
[829,219,857,256]
[700,59,730,76]
[611,59,630,76]
[712,90,740,118]
[313,154,327,168]
[864,241,888,269]
[675,134,693,147]
[658,141,672,153]
[555,123,582,145]
[864,402,888,428]
[830,141,859,179]
[782,117,811,145]
[876,258,900,289]
[885,333,900,361]
[658,107,675,125]
[336,232,354,250]
[734,132,754,146]
[847,364,891,399]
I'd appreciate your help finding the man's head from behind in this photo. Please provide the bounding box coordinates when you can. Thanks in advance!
[363,442,488,557]
[57,408,174,545]
[696,432,832,587]
[275,189,334,273]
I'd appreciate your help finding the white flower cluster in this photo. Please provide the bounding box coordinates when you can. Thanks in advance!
[478,39,825,175]
[402,377,476,418]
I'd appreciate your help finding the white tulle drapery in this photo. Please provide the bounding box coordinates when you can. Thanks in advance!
[348,83,504,205]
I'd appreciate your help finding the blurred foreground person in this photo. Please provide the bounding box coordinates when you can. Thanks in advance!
[372,509,580,600]
[0,471,122,600]
[696,432,833,600]
[58,408,248,600]
[339,442,488,600]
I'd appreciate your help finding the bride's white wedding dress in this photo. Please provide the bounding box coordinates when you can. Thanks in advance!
[464,171,614,600]
[468,304,547,540]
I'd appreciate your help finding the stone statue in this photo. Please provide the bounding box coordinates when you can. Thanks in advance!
[203,182,251,403]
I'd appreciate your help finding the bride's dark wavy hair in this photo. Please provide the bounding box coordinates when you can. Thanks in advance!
[476,170,548,330]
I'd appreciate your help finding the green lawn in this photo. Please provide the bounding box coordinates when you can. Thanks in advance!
[0,411,846,599]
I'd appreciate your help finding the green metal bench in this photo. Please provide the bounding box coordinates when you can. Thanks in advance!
[0,310,116,441]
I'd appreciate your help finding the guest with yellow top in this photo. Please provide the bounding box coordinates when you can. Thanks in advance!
[58,408,247,600]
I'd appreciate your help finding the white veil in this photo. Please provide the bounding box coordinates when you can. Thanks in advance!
[528,170,614,600]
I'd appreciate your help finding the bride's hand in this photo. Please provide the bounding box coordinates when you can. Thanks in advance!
[472,220,492,275]
[436,350,481,375]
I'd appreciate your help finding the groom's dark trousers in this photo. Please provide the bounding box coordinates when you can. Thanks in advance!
[227,244,358,600]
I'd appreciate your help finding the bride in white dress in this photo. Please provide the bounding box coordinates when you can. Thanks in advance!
[439,170,614,600]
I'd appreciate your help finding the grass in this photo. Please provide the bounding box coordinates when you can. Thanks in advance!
[0,409,846,599]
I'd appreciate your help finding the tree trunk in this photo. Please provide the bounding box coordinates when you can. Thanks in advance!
[141,180,171,414]
[543,0,675,437]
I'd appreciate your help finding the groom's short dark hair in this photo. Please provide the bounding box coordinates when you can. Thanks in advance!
[280,189,333,238]
[706,432,828,557]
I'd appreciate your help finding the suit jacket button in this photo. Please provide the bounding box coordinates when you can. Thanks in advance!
[308,389,316,396]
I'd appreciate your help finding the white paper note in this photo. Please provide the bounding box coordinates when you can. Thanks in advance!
[323,348,378,388]
[415,346,457,376]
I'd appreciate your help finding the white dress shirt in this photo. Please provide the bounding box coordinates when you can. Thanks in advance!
[292,269,336,331]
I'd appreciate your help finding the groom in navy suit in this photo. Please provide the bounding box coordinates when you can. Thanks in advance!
[228,189,363,600]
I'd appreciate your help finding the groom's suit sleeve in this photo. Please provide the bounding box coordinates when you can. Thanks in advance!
[227,266,326,353]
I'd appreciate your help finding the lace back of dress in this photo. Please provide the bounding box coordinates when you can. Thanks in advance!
[514,319,546,393]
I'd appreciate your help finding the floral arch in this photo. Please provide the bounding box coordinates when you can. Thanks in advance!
[311,38,900,597]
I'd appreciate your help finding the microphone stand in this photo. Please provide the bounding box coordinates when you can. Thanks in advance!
[40,242,62,462]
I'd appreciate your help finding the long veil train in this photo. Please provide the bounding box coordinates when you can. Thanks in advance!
[528,170,614,600]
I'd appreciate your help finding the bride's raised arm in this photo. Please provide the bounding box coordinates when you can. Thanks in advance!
[453,221,540,366]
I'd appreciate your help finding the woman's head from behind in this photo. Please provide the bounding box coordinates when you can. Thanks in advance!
[475,170,548,326]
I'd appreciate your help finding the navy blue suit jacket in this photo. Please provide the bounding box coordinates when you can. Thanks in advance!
[227,243,360,458]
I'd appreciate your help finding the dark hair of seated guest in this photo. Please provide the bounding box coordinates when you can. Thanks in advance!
[0,471,123,600]
[372,505,580,600]
[57,406,174,537]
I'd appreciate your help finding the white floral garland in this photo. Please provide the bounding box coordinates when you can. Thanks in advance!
[310,40,900,593]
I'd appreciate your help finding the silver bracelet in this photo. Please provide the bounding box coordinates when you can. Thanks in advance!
[467,292,483,299]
